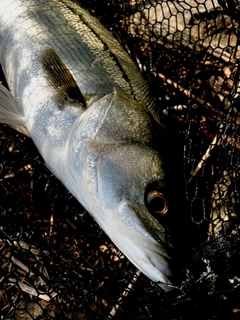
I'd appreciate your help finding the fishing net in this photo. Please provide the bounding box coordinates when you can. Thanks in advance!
[0,0,240,319]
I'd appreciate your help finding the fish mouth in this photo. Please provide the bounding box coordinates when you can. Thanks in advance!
[104,201,173,289]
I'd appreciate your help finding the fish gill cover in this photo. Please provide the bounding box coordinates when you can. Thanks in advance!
[0,0,240,319]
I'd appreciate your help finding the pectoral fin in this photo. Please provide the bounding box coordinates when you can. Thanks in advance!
[41,47,86,107]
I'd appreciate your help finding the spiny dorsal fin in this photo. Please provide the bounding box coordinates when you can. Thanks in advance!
[41,47,86,107]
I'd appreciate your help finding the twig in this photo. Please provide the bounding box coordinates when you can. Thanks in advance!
[188,134,218,184]
[157,72,213,108]
[108,270,141,318]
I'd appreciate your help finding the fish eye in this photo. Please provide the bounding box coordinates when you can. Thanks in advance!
[146,189,168,215]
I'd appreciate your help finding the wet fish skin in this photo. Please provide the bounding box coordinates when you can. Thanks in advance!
[0,0,172,288]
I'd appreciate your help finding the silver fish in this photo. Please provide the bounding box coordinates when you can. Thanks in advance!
[0,0,172,288]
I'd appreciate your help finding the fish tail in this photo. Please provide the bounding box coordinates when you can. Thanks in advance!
[0,83,30,136]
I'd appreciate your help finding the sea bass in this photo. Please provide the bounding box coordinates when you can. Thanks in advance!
[0,0,173,288]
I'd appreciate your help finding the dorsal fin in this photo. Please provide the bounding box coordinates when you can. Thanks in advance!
[41,47,86,107]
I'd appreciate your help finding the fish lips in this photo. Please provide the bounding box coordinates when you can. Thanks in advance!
[117,201,173,289]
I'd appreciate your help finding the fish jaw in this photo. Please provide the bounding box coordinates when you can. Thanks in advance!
[116,201,172,286]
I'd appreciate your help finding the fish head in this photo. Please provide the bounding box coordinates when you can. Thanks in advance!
[91,142,173,289]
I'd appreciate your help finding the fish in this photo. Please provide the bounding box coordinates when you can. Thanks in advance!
[0,0,173,289]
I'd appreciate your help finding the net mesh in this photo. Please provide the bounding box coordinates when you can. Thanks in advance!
[0,0,240,319]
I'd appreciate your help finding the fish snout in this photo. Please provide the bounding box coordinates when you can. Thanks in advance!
[107,201,174,289]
